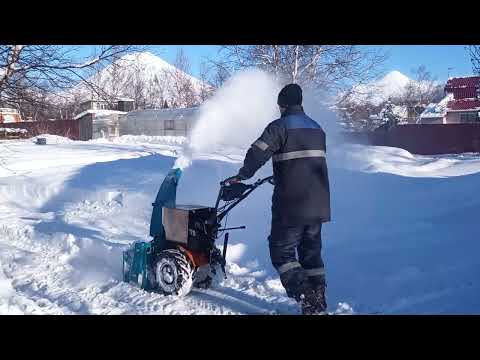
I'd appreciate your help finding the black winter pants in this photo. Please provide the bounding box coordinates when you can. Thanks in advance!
[268,220,325,298]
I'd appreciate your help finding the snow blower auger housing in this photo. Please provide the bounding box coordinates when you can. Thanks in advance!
[122,167,273,296]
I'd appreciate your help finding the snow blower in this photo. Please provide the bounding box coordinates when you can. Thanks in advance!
[122,168,273,296]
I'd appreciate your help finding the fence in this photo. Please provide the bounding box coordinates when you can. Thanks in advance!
[343,124,480,155]
[0,118,93,141]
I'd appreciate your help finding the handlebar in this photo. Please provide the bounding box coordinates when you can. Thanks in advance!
[214,175,274,224]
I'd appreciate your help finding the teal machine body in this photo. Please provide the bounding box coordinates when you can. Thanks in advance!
[122,168,182,290]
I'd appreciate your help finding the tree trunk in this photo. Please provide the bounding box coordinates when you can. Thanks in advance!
[292,45,299,83]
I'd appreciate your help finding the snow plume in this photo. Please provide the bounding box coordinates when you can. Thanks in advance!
[190,68,281,155]
[301,89,345,148]
[173,143,193,170]
[172,69,281,170]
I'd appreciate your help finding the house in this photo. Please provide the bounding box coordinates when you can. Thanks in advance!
[418,93,453,124]
[444,76,480,123]
[78,98,135,113]
[418,76,480,124]
[74,98,135,139]
[0,108,22,123]
[119,107,200,137]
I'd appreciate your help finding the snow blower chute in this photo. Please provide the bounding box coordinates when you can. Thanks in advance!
[122,168,273,296]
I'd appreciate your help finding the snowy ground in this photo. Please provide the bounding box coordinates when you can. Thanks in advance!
[1,135,480,315]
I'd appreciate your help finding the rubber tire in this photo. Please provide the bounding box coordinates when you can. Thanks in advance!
[155,248,194,296]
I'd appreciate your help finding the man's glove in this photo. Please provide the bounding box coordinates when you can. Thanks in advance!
[222,175,243,185]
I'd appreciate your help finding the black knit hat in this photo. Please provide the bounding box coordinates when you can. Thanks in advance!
[277,83,302,107]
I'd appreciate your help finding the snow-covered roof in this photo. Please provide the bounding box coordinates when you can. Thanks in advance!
[0,108,19,114]
[0,127,27,133]
[420,93,453,119]
[123,107,200,122]
[74,109,127,120]
[79,97,134,104]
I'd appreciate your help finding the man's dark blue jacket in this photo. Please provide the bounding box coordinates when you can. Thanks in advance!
[238,105,331,226]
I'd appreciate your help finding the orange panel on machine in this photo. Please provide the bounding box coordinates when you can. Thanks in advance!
[179,246,209,267]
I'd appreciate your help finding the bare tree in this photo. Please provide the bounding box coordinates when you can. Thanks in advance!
[164,48,199,108]
[468,45,480,75]
[393,65,444,122]
[198,60,214,102]
[207,61,230,89]
[144,74,167,109]
[209,45,386,94]
[0,45,140,105]
[0,45,144,121]
[401,66,443,104]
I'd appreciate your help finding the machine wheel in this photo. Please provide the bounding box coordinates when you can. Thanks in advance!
[155,248,194,296]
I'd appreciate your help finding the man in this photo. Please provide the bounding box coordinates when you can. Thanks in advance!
[224,83,331,315]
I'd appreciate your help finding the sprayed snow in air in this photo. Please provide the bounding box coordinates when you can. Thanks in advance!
[189,68,281,156]
[172,68,281,171]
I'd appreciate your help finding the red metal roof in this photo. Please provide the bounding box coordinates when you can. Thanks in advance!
[447,99,480,111]
[445,76,480,90]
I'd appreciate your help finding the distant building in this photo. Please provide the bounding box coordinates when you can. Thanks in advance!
[418,93,453,124]
[78,98,135,113]
[119,107,200,137]
[74,98,135,139]
[444,76,480,123]
[420,76,480,124]
[0,108,22,123]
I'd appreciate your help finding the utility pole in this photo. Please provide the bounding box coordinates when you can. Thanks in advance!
[447,67,454,79]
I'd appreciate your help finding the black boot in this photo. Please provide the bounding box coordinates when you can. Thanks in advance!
[303,275,327,315]
[299,289,327,315]
[279,267,316,313]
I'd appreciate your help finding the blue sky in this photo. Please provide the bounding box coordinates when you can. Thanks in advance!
[377,45,473,81]
[73,45,475,82]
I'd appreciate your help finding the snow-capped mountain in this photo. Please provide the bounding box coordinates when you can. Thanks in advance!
[57,52,210,108]
[346,70,412,106]
[344,70,441,106]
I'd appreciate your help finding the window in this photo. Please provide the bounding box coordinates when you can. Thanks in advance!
[98,102,109,110]
[165,120,175,130]
[460,112,479,123]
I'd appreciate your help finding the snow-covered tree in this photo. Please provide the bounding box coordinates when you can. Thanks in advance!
[397,66,443,107]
